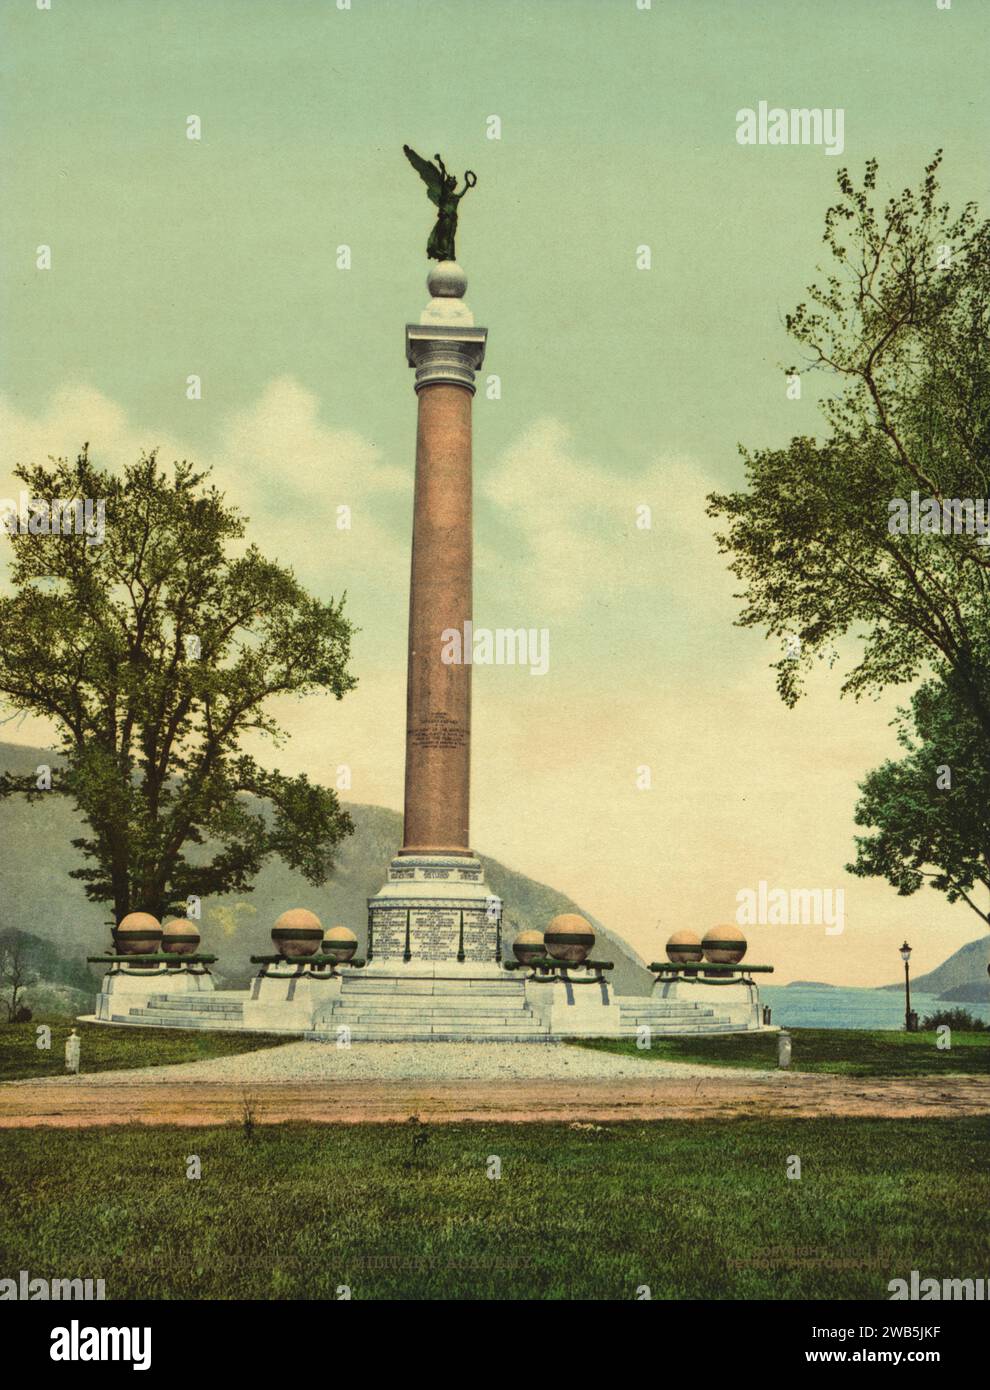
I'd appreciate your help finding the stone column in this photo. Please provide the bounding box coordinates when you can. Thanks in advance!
[402,272,486,853]
[365,263,500,969]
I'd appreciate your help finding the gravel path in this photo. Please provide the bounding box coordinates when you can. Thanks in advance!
[4,1040,770,1087]
[9,1042,982,1131]
[3,1070,987,1129]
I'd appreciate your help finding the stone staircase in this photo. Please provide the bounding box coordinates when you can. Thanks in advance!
[110,991,246,1030]
[309,974,549,1041]
[618,998,742,1035]
[103,980,748,1039]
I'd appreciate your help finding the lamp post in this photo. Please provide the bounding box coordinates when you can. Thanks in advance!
[900,941,915,1031]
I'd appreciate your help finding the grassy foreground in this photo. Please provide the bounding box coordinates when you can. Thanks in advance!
[571,1027,990,1076]
[0,1118,987,1299]
[0,1016,293,1083]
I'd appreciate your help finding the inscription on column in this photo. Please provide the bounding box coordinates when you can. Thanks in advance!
[409,709,468,750]
[374,909,407,959]
[408,908,460,960]
[372,904,498,961]
[461,909,494,962]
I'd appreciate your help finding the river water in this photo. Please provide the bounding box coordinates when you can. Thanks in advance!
[760,984,990,1030]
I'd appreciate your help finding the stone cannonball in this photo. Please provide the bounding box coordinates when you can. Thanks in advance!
[702,925,748,965]
[544,913,595,964]
[161,918,201,956]
[512,930,546,965]
[113,911,163,956]
[322,925,358,963]
[666,929,704,963]
[272,908,324,959]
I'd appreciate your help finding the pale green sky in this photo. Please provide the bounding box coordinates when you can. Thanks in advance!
[2,0,988,983]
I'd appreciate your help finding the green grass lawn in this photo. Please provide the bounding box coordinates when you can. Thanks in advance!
[570,1027,990,1075]
[0,1016,294,1083]
[3,1022,986,1083]
[0,1118,986,1299]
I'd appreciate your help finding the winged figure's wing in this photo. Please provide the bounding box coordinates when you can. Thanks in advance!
[403,145,443,207]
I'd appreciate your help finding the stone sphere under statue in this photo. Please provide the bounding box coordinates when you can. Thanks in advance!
[702,925,747,964]
[161,918,201,956]
[272,908,324,959]
[114,912,163,955]
[666,929,704,963]
[427,260,468,299]
[322,925,358,963]
[544,914,595,964]
[512,930,546,964]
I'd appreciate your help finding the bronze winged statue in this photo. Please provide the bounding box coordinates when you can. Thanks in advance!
[403,145,477,262]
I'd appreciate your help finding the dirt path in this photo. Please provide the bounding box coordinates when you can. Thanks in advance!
[1,1072,987,1127]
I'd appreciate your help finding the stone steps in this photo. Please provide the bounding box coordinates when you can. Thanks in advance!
[614,1011,717,1023]
[150,989,245,1001]
[102,981,751,1039]
[619,1021,741,1035]
[339,984,526,999]
[111,1013,243,1030]
[334,1012,544,1026]
[619,1005,717,1017]
[114,998,245,1030]
[617,1011,717,1023]
[308,1026,550,1042]
[332,1006,533,1017]
[145,998,244,1013]
[620,1015,733,1027]
[327,974,544,1037]
[127,1002,244,1016]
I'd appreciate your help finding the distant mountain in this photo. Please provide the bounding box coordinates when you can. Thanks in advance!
[0,741,654,996]
[0,927,95,1018]
[0,926,95,993]
[785,981,838,989]
[938,981,990,1004]
[880,935,990,1001]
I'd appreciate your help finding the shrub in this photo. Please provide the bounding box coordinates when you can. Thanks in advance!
[920,1008,988,1033]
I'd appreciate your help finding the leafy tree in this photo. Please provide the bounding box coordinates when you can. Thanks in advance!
[0,932,38,1021]
[0,448,356,924]
[708,153,990,733]
[848,676,990,930]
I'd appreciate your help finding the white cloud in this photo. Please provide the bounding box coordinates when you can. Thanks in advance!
[0,378,409,606]
[479,416,736,620]
[0,383,175,488]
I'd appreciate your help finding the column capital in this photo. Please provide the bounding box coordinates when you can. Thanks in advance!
[405,323,488,394]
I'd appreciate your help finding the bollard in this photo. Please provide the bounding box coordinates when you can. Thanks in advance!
[65,1028,81,1075]
[777,1029,791,1069]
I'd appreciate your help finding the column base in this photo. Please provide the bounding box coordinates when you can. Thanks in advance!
[367,852,501,965]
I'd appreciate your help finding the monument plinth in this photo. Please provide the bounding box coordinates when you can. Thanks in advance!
[367,262,501,970]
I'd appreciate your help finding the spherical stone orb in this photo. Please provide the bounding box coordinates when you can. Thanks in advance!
[426,260,467,299]
[544,913,596,964]
[161,918,201,956]
[272,908,324,959]
[512,930,546,965]
[113,911,163,956]
[702,925,748,965]
[666,929,704,964]
[322,925,358,963]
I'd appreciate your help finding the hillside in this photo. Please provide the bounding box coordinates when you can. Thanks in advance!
[0,741,653,995]
[880,935,989,1001]
[938,981,990,1004]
